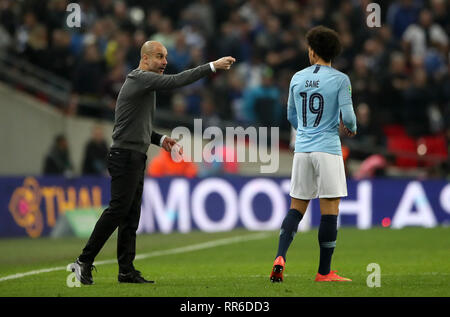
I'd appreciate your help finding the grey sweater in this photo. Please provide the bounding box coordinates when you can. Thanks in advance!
[111,63,213,153]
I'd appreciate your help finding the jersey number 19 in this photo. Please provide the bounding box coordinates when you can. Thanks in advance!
[299,92,324,127]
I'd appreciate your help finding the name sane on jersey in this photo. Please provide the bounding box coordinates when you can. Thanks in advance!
[305,80,319,88]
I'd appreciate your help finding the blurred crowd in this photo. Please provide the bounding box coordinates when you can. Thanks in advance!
[0,0,449,176]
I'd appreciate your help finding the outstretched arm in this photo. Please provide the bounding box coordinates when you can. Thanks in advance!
[141,56,236,90]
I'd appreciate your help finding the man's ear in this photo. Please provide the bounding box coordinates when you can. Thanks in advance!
[311,50,318,63]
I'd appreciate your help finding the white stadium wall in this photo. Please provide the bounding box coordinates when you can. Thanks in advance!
[0,82,113,175]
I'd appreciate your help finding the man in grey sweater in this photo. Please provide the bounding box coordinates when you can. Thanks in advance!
[70,41,235,284]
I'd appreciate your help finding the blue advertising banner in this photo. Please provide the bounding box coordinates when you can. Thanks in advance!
[0,176,449,238]
[0,177,110,238]
[136,177,450,234]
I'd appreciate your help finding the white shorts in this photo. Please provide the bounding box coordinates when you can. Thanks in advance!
[290,152,348,200]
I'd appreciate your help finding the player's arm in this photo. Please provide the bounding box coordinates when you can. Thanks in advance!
[287,84,298,130]
[340,105,357,137]
[338,76,357,136]
[141,57,235,90]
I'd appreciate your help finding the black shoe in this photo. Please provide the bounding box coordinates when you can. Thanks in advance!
[69,258,96,285]
[118,270,154,284]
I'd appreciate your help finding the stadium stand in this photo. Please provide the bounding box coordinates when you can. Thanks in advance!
[0,0,448,178]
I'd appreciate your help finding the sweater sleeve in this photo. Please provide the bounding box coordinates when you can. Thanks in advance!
[139,64,212,90]
[151,131,164,146]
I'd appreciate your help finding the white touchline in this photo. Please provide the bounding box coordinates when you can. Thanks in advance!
[0,232,272,283]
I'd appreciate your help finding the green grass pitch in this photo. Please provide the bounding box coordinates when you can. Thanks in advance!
[0,227,449,297]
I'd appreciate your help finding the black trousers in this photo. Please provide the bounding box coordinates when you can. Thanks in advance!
[79,148,147,273]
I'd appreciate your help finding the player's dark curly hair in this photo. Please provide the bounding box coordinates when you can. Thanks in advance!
[306,26,342,63]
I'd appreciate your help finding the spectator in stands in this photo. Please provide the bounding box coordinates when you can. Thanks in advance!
[171,93,188,117]
[0,24,11,50]
[95,0,114,18]
[377,25,402,57]
[0,0,16,37]
[126,29,146,70]
[15,11,39,53]
[43,134,73,176]
[403,67,435,137]
[88,19,110,55]
[44,0,69,32]
[112,0,135,33]
[216,18,246,63]
[150,17,175,50]
[333,25,356,73]
[256,15,283,53]
[167,32,192,73]
[213,69,245,122]
[82,125,109,176]
[242,66,281,127]
[344,103,386,160]
[386,0,421,39]
[101,61,127,119]
[104,31,130,69]
[143,8,162,37]
[72,44,105,96]
[348,55,377,106]
[265,29,305,71]
[430,0,449,33]
[181,46,208,116]
[235,50,265,89]
[47,29,73,79]
[379,52,409,124]
[402,8,448,64]
[200,92,221,128]
[70,44,106,116]
[362,38,387,75]
[22,24,51,70]
[182,0,215,38]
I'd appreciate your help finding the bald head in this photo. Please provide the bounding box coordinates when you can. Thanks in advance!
[139,41,168,74]
[140,41,163,58]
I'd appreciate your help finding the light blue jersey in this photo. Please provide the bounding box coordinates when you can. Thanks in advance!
[287,64,357,156]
